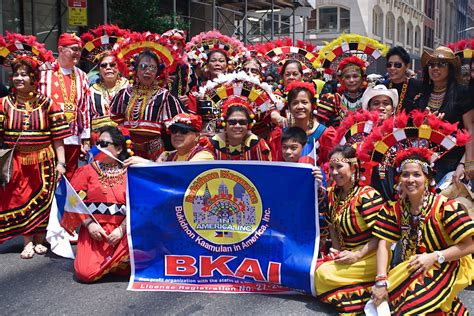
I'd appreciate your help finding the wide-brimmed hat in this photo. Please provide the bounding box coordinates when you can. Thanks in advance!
[421,46,461,75]
[361,84,399,110]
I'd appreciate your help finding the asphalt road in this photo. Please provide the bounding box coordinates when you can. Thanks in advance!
[0,237,472,315]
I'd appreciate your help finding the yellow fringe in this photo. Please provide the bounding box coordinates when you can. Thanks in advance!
[18,145,55,165]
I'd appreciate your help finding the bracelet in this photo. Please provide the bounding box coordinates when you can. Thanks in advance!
[57,161,66,168]
[374,280,389,288]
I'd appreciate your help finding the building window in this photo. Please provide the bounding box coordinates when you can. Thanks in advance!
[415,26,421,48]
[424,26,434,48]
[319,7,338,32]
[314,6,350,33]
[406,22,413,46]
[372,6,383,37]
[280,15,290,34]
[386,12,395,40]
[397,17,405,43]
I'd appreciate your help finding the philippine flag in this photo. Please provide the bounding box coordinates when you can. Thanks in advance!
[55,177,92,235]
[88,145,119,163]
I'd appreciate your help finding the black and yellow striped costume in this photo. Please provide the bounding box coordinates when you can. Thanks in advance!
[373,193,474,315]
[315,185,384,315]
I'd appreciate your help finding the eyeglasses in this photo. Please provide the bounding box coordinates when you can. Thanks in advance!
[66,46,82,53]
[428,61,448,69]
[99,62,117,69]
[386,62,403,69]
[138,63,158,72]
[227,119,248,126]
[96,140,115,148]
[243,67,260,75]
[169,126,191,135]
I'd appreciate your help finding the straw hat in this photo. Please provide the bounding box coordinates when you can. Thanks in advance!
[361,84,399,110]
[421,46,461,75]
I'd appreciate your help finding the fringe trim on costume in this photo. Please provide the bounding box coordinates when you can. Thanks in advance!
[18,145,55,165]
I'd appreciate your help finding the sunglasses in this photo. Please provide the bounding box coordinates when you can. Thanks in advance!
[227,119,249,126]
[428,61,448,69]
[138,63,158,72]
[99,62,117,69]
[96,140,115,148]
[169,126,192,135]
[243,67,260,75]
[386,62,403,69]
[66,46,82,53]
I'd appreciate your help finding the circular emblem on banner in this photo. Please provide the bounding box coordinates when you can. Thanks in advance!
[183,168,263,245]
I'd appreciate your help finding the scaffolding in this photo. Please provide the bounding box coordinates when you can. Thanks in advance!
[179,0,315,44]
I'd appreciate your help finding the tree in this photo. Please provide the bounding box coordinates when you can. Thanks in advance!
[109,0,188,34]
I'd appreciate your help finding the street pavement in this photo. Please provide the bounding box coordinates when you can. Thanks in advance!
[1,236,472,315]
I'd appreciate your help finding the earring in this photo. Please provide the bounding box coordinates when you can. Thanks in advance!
[351,173,355,185]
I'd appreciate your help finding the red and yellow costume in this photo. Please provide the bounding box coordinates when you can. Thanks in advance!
[373,194,474,315]
[39,57,92,178]
[90,77,128,129]
[315,185,384,314]
[205,133,271,161]
[0,95,70,242]
[71,162,129,283]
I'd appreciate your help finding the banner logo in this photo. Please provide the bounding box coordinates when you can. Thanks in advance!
[180,168,269,250]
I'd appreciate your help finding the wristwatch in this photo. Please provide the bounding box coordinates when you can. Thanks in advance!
[374,280,389,288]
[57,161,67,168]
[435,251,445,264]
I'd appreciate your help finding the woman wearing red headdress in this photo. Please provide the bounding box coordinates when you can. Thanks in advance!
[317,56,368,127]
[371,147,474,315]
[110,32,186,160]
[80,25,129,131]
[204,96,271,161]
[0,33,70,258]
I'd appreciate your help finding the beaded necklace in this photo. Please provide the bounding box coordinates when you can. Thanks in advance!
[99,78,125,104]
[389,80,408,114]
[400,192,430,261]
[428,86,447,112]
[93,161,126,190]
[12,95,36,130]
[341,90,363,112]
[331,185,359,250]
[57,68,76,123]
[126,84,159,128]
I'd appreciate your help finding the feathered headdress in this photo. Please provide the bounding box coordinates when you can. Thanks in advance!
[80,24,129,63]
[112,31,180,80]
[185,30,247,67]
[317,34,388,73]
[359,109,470,176]
[335,110,379,149]
[198,71,282,124]
[236,44,272,73]
[0,32,54,70]
[447,38,474,61]
[255,38,320,76]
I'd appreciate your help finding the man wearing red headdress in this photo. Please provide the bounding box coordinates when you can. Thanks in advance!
[39,33,92,179]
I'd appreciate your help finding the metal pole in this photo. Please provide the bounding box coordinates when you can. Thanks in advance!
[173,0,177,26]
[292,6,296,45]
[212,0,216,29]
[303,16,306,42]
[57,0,62,36]
[243,0,247,44]
[271,0,274,40]
[103,0,108,24]
[19,0,25,34]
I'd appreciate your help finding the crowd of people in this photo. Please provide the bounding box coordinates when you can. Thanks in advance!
[0,26,473,315]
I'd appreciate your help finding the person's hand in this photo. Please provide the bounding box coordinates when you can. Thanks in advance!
[312,167,323,187]
[55,164,66,180]
[371,285,389,307]
[178,95,189,107]
[107,226,124,247]
[81,140,90,154]
[408,253,437,276]
[452,163,465,185]
[123,156,150,167]
[334,249,361,264]
[425,108,445,121]
[87,222,108,241]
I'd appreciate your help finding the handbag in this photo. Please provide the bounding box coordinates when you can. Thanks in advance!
[0,147,14,189]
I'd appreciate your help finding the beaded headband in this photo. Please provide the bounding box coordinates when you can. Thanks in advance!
[330,157,358,164]
[397,159,431,174]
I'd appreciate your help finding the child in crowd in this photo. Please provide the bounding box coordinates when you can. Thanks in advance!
[281,127,307,163]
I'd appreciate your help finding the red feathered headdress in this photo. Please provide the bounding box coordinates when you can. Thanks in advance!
[336,56,368,93]
[185,30,247,67]
[80,24,129,63]
[0,32,54,71]
[448,38,474,61]
[112,31,180,80]
[359,110,471,175]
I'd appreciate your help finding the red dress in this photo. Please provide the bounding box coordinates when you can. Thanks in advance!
[205,133,272,161]
[71,162,129,283]
[0,95,70,242]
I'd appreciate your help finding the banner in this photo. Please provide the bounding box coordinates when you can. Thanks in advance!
[127,161,319,295]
